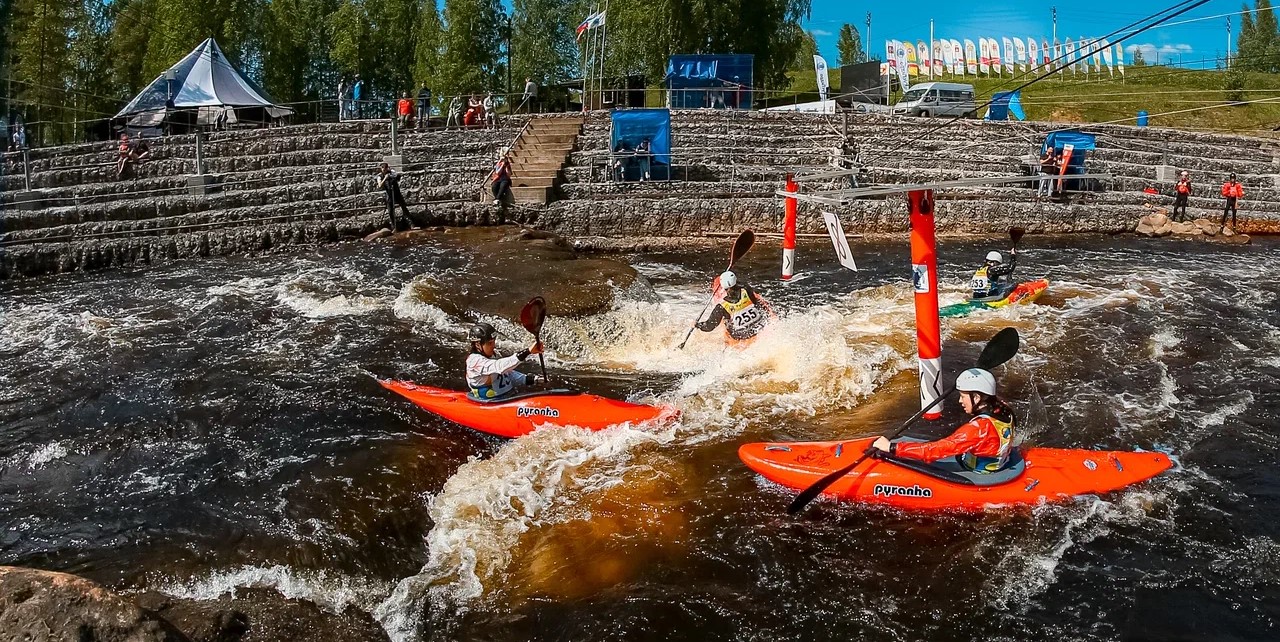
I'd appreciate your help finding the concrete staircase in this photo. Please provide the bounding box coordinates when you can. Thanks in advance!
[504,116,584,205]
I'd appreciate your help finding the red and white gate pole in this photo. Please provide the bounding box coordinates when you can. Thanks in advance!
[781,174,798,280]
[908,190,943,419]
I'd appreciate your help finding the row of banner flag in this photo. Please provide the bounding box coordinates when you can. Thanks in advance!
[884,37,1126,87]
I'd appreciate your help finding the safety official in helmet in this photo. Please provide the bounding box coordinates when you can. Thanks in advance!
[970,246,1018,300]
[870,367,1018,473]
[694,270,771,342]
[464,321,542,400]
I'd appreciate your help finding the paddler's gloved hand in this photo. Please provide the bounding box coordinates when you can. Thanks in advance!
[517,342,544,361]
[526,374,537,386]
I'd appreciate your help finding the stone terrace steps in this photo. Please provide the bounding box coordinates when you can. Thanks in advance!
[492,115,585,205]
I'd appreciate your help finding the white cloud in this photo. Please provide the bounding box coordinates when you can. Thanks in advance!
[1125,42,1194,60]
[812,29,833,37]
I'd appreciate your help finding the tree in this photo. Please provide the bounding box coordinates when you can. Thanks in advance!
[10,0,80,142]
[1238,0,1280,72]
[436,0,503,97]
[1131,46,1146,66]
[412,0,442,91]
[789,27,817,69]
[836,23,864,65]
[142,0,268,82]
[511,0,577,91]
[1223,63,1246,102]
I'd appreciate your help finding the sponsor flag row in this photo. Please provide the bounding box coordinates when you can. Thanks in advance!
[880,38,1126,79]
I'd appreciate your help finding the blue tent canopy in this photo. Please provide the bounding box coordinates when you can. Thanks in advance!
[986,91,1025,121]
[665,54,753,109]
[611,109,672,179]
[1043,131,1097,176]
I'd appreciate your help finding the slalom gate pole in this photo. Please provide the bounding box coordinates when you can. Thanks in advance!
[908,189,943,419]
[782,174,798,280]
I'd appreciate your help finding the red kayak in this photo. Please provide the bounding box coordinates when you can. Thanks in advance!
[381,380,676,438]
[739,437,1173,511]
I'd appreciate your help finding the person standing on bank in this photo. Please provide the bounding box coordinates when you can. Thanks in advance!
[377,163,413,231]
[519,77,537,114]
[1036,147,1056,199]
[416,84,432,128]
[1220,173,1244,229]
[1173,171,1192,221]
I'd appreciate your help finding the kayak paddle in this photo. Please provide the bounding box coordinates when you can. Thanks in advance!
[519,296,549,384]
[678,229,756,350]
[1010,227,1026,247]
[786,327,1021,515]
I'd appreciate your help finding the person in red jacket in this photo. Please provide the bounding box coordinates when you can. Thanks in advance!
[1221,173,1244,229]
[870,368,1017,474]
[1172,171,1192,221]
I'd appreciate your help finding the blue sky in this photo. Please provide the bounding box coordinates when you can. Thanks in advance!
[803,1,1251,68]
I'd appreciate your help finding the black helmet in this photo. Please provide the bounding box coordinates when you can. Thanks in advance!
[467,322,497,343]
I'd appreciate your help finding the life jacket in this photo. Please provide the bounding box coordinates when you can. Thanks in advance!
[1176,180,1190,194]
[970,265,993,298]
[1222,182,1243,198]
[960,411,1016,473]
[720,288,768,341]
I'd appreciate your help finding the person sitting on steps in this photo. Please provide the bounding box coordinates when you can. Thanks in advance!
[490,153,513,205]
[970,248,1017,300]
[465,322,542,400]
[870,367,1018,474]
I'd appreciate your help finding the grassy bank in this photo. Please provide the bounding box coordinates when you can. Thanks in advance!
[784,65,1280,134]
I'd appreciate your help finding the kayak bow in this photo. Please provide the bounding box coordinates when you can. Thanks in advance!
[940,279,1050,318]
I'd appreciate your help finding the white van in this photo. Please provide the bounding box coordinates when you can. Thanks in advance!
[893,82,977,118]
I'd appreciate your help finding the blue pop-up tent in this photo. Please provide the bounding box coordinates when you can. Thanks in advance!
[1042,130,1096,174]
[610,109,671,180]
[985,91,1025,121]
[665,55,753,109]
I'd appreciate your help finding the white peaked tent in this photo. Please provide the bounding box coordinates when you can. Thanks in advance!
[115,38,293,129]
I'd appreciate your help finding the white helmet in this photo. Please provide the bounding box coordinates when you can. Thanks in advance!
[955,368,997,396]
[719,270,737,289]
[985,251,1003,263]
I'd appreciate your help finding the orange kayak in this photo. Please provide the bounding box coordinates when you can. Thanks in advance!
[739,437,1173,511]
[939,279,1050,318]
[380,380,676,438]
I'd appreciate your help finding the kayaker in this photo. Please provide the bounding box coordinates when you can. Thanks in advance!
[465,322,543,400]
[695,270,770,341]
[870,368,1018,474]
[970,248,1017,300]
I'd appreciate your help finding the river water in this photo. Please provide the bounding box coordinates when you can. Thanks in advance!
[1,233,1277,640]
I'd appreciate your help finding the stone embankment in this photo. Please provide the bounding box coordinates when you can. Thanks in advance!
[1135,209,1251,243]
[4,110,1279,280]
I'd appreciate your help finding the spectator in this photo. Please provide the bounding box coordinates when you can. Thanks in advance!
[11,124,26,151]
[115,134,150,180]
[446,95,463,129]
[483,93,496,129]
[1221,173,1244,229]
[351,75,364,119]
[397,92,413,128]
[732,75,744,109]
[490,153,513,205]
[338,78,348,120]
[465,95,481,128]
[1036,147,1056,198]
[377,162,414,231]
[635,137,653,182]
[519,77,537,113]
[1173,170,1192,221]
[610,139,631,181]
[416,84,432,128]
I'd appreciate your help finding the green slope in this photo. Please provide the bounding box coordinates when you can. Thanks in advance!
[781,65,1280,134]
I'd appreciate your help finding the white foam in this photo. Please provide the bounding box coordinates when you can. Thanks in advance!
[155,564,390,615]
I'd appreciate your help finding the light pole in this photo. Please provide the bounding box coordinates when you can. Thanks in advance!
[504,14,513,99]
[865,12,872,62]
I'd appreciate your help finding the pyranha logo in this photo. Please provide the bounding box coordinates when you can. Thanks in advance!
[873,483,933,498]
[517,406,560,418]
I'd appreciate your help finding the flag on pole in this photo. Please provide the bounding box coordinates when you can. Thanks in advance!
[933,41,945,76]
[1092,38,1103,73]
[1116,43,1125,76]
[979,38,991,74]
[992,37,1003,75]
[964,39,977,75]
[1043,39,1051,66]
[942,41,954,74]
[576,11,600,40]
[1014,38,1027,72]
[893,40,912,91]
[951,39,964,75]
[1028,38,1039,71]
[1002,37,1014,75]
[813,55,830,102]
[1101,38,1114,76]
[1065,38,1076,74]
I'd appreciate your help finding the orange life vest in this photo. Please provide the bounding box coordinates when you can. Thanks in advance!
[1221,182,1243,198]
[1175,180,1190,195]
